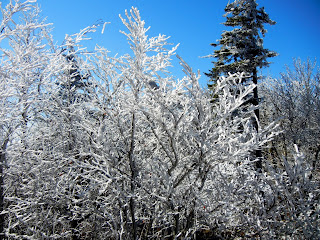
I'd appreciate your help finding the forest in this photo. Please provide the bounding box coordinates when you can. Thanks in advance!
[0,0,319,239]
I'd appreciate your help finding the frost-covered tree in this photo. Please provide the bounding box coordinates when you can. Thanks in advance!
[206,0,277,81]
[206,0,277,169]
[36,25,102,240]
[0,1,99,238]
[0,1,54,238]
[261,59,320,176]
[82,7,276,239]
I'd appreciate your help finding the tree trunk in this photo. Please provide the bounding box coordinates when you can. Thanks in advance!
[129,113,137,240]
[0,137,9,240]
[252,68,262,171]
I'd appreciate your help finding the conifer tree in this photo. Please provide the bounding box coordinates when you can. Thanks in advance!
[58,45,92,105]
[207,0,277,81]
[207,0,277,170]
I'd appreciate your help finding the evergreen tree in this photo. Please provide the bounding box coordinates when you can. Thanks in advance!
[58,45,92,106]
[207,0,277,81]
[207,0,277,170]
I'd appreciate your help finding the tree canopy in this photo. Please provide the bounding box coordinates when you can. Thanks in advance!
[206,0,277,83]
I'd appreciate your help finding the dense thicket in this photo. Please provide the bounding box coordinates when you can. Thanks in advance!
[0,1,319,239]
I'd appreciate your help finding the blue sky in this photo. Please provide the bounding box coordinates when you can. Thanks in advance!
[19,0,320,86]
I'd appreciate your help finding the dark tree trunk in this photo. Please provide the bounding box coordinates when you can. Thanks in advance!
[0,138,9,240]
[129,113,137,240]
[0,159,4,240]
[252,68,262,171]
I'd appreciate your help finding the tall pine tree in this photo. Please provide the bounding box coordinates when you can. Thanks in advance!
[207,0,277,170]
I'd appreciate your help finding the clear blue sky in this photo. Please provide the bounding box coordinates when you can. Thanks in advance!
[11,0,320,86]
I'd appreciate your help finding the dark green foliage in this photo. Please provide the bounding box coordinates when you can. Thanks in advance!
[206,0,277,84]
